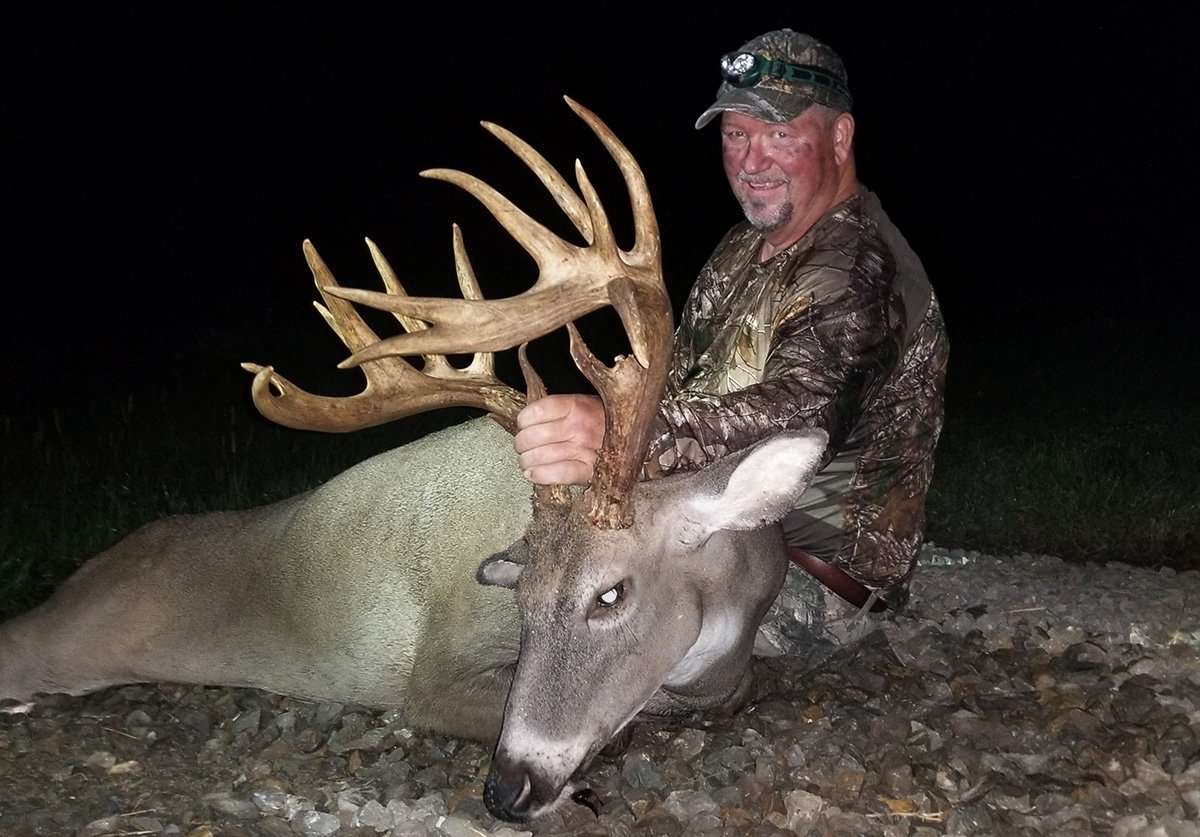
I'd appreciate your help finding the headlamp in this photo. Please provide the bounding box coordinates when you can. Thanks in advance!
[719,51,851,103]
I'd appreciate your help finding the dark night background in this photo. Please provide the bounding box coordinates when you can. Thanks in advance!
[3,5,1197,464]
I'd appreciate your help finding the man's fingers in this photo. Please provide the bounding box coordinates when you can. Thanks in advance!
[524,460,594,486]
[514,422,571,455]
[516,395,575,430]
[518,441,597,472]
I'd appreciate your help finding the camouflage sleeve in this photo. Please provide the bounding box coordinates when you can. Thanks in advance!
[642,270,900,478]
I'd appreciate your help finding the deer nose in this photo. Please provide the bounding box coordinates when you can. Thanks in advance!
[483,757,535,821]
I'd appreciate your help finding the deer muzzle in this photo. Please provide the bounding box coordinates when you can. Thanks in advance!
[483,754,546,821]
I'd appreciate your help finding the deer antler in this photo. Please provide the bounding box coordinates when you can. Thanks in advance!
[241,232,525,433]
[246,98,671,529]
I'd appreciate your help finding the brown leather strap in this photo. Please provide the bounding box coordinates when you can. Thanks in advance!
[788,549,888,613]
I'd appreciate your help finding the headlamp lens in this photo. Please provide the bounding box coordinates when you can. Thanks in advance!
[720,52,762,87]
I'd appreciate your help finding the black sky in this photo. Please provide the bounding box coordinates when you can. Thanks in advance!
[4,4,1196,413]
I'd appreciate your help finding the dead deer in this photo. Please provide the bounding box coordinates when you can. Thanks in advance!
[0,99,827,822]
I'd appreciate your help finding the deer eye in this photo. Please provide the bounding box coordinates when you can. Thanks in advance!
[596,582,625,608]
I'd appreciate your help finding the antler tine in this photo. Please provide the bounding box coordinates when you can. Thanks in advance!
[242,239,526,434]
[305,239,386,354]
[481,121,593,244]
[572,157,619,261]
[364,238,426,333]
[451,224,499,380]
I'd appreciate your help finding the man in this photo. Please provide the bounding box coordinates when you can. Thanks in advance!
[514,29,948,637]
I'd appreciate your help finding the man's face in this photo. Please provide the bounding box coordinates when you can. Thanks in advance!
[720,108,852,246]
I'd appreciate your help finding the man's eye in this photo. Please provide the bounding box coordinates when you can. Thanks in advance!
[596,582,625,608]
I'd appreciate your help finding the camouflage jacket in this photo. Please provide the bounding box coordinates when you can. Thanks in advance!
[643,189,949,588]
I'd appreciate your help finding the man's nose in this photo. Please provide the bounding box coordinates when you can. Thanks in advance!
[740,138,772,174]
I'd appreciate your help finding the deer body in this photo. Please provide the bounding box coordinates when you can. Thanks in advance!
[0,418,824,766]
[0,418,527,741]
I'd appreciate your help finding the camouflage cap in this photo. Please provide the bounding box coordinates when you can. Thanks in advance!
[695,29,852,129]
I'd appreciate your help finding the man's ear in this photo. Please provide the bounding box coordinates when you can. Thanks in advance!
[675,430,827,547]
[476,538,529,589]
[833,112,855,165]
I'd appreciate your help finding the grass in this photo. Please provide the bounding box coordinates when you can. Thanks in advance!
[1,324,1196,621]
[925,402,1200,568]
[923,314,1199,570]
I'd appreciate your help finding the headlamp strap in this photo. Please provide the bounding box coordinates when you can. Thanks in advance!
[722,52,850,102]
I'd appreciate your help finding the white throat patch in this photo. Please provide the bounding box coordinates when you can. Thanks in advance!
[663,610,740,687]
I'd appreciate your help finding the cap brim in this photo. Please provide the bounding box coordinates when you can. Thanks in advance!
[694,87,817,129]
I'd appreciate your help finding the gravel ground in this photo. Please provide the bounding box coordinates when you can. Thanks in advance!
[2,545,1199,837]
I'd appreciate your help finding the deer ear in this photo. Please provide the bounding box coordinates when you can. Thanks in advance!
[476,539,528,589]
[676,430,828,546]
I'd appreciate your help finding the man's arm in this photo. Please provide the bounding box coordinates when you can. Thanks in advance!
[642,282,899,478]
[515,279,898,485]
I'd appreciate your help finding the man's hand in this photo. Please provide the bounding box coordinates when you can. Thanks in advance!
[514,395,606,485]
